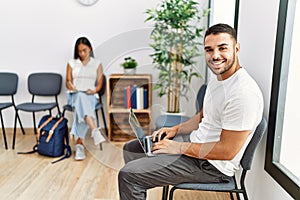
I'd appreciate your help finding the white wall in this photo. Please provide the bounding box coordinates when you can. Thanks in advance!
[0,0,157,128]
[0,0,208,130]
[238,0,293,199]
[0,0,295,199]
[209,0,236,27]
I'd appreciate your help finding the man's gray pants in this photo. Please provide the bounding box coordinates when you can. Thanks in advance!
[118,134,231,200]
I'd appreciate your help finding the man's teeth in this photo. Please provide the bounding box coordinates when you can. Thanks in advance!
[213,61,223,65]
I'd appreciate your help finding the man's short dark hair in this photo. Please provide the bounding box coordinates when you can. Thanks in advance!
[204,23,237,42]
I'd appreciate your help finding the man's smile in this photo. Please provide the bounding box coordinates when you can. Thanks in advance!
[209,59,226,68]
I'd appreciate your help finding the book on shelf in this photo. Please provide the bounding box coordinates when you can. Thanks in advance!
[131,85,137,109]
[123,85,148,109]
[136,87,143,109]
[143,88,148,108]
[123,86,131,109]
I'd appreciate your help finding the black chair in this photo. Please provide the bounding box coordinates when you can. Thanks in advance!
[160,84,207,198]
[162,118,267,200]
[155,84,207,130]
[0,73,25,149]
[12,72,62,149]
[62,75,108,150]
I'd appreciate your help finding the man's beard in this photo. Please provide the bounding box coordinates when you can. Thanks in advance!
[210,51,236,75]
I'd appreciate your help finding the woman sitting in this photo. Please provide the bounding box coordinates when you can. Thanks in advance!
[66,36,105,161]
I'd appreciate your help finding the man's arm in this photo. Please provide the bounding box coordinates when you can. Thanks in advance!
[175,110,203,134]
[152,129,251,160]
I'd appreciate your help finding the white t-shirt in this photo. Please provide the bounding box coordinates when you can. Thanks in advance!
[190,68,264,176]
[68,57,100,91]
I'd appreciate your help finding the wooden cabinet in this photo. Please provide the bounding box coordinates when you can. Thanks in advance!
[107,74,152,142]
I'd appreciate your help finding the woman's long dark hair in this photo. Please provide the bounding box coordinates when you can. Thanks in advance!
[73,36,94,59]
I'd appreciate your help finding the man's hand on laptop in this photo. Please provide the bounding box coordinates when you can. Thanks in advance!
[152,139,182,154]
[152,127,177,142]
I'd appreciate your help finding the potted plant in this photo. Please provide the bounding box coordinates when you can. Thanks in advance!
[121,57,138,74]
[145,0,208,113]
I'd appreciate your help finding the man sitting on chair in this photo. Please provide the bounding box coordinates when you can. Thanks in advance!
[118,23,264,200]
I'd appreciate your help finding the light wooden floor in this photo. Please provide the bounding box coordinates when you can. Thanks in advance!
[0,128,233,200]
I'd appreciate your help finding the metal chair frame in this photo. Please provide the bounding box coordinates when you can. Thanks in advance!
[0,72,25,149]
[12,72,62,149]
[162,118,267,200]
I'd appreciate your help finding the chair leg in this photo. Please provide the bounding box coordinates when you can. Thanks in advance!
[168,187,176,200]
[94,110,103,151]
[242,191,248,200]
[62,108,66,117]
[162,185,169,200]
[236,192,241,200]
[95,110,100,127]
[16,112,25,135]
[229,192,234,200]
[32,112,37,135]
[56,105,61,116]
[0,111,8,149]
[12,112,18,149]
[100,107,108,136]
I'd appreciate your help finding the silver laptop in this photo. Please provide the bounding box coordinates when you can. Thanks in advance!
[128,108,156,156]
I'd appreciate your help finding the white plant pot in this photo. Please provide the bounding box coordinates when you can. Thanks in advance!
[161,110,186,116]
[124,68,136,74]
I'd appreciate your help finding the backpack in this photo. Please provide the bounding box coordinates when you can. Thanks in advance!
[18,115,72,164]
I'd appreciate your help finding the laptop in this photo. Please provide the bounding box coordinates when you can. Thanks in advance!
[128,108,156,156]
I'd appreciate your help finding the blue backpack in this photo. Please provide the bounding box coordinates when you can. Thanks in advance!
[18,115,71,164]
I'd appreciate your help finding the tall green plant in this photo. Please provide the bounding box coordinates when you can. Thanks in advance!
[146,0,208,113]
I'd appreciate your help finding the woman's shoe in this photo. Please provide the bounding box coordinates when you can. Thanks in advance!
[75,144,86,160]
[91,128,106,145]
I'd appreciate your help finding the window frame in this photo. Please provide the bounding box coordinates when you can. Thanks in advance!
[265,0,300,198]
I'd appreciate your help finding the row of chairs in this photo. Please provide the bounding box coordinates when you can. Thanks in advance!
[0,72,107,150]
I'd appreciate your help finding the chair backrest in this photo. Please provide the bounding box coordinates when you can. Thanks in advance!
[195,84,207,113]
[240,118,267,170]
[98,75,106,97]
[0,72,18,96]
[28,73,62,96]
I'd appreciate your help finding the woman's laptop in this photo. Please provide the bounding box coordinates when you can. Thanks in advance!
[128,108,156,156]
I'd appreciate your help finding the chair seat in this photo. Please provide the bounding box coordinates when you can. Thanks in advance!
[16,102,57,112]
[95,103,103,110]
[64,103,103,112]
[63,104,74,112]
[173,176,235,191]
[155,115,190,129]
[0,102,13,110]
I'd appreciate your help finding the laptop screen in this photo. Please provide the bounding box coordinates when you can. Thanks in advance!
[128,108,146,141]
[129,108,157,156]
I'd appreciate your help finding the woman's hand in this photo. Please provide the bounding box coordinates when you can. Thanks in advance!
[152,126,178,142]
[86,89,97,95]
[68,82,76,91]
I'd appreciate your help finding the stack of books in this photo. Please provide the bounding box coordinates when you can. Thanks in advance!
[124,85,148,109]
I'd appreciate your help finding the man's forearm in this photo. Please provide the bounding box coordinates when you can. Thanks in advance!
[179,129,251,160]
